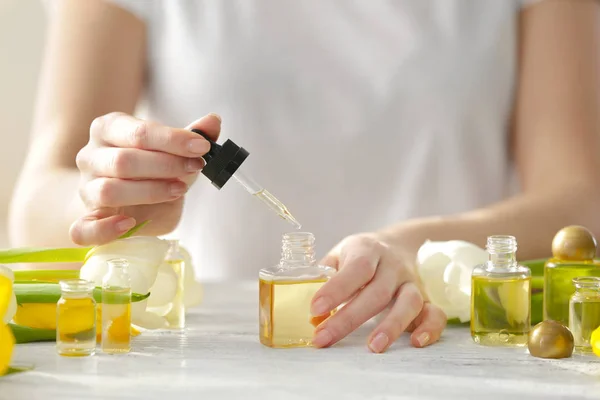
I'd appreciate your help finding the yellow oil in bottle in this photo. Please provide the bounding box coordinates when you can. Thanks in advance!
[568,277,600,352]
[471,275,531,347]
[101,288,132,354]
[569,299,600,352]
[165,259,185,330]
[544,261,600,326]
[544,226,600,326]
[260,277,333,348]
[56,296,97,357]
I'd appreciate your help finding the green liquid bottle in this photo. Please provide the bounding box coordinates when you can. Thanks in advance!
[544,225,600,326]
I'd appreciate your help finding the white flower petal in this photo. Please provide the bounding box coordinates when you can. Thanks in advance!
[147,303,173,317]
[417,240,482,265]
[416,240,487,323]
[80,257,150,295]
[147,262,178,308]
[443,261,476,297]
[178,245,203,308]
[80,236,170,329]
[84,237,169,287]
[132,309,167,329]
[417,252,454,313]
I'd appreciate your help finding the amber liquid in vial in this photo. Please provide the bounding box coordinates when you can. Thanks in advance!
[259,232,336,348]
[56,279,97,357]
[260,277,334,348]
[101,288,132,354]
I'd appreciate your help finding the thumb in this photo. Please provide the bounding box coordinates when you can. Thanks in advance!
[185,113,222,142]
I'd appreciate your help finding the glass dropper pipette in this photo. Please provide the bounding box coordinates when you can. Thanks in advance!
[192,129,302,229]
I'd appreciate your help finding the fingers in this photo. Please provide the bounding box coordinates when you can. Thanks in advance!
[81,177,188,209]
[77,147,205,179]
[408,303,447,348]
[311,236,384,317]
[91,112,220,157]
[185,113,222,142]
[69,209,136,246]
[312,259,401,348]
[366,282,424,353]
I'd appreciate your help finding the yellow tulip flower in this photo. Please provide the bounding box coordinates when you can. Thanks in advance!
[0,273,15,376]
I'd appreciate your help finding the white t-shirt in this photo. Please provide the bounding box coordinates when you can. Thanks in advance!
[104,0,538,281]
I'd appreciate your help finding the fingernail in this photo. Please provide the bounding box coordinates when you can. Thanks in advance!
[170,182,188,197]
[208,112,222,122]
[369,332,389,353]
[416,332,430,347]
[116,219,136,232]
[186,158,204,172]
[312,329,333,348]
[188,138,211,154]
[311,297,330,316]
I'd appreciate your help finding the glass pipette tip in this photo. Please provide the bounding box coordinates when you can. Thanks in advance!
[232,170,302,229]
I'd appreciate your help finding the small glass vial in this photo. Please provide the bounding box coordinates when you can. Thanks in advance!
[544,226,600,326]
[259,232,336,348]
[568,277,600,352]
[101,258,132,354]
[164,240,186,330]
[56,279,97,357]
[471,235,531,347]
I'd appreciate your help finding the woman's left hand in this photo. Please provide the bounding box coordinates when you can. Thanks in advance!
[310,234,447,353]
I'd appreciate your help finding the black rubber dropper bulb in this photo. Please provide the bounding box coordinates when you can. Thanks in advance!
[192,129,249,190]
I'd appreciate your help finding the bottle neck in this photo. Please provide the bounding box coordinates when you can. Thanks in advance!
[573,277,600,295]
[280,232,316,268]
[60,279,95,299]
[486,235,518,269]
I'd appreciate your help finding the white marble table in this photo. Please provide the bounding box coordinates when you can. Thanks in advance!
[3,281,600,400]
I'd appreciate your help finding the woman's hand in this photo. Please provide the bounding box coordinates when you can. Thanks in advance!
[69,112,221,246]
[311,234,447,353]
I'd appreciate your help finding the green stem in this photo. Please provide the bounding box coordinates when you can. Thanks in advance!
[14,270,80,283]
[0,221,149,265]
[8,324,55,344]
[14,283,150,303]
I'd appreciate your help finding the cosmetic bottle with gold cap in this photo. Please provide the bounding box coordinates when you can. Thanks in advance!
[544,225,600,325]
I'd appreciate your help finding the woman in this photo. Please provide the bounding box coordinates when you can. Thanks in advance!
[9,0,600,353]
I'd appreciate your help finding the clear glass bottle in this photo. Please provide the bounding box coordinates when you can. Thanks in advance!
[164,240,186,330]
[56,279,97,357]
[471,235,531,347]
[101,258,132,354]
[544,226,600,326]
[259,232,336,348]
[568,277,600,352]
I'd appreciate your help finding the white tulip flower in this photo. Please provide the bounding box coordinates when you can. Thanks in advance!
[80,236,203,329]
[416,240,488,322]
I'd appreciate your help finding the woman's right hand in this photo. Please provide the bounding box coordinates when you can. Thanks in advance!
[69,112,221,246]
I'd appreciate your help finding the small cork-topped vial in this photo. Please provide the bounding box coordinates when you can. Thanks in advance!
[569,277,600,352]
[544,226,600,325]
[259,232,336,348]
[56,279,97,357]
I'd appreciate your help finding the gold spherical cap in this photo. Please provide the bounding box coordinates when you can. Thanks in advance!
[551,225,597,261]
[528,320,574,359]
